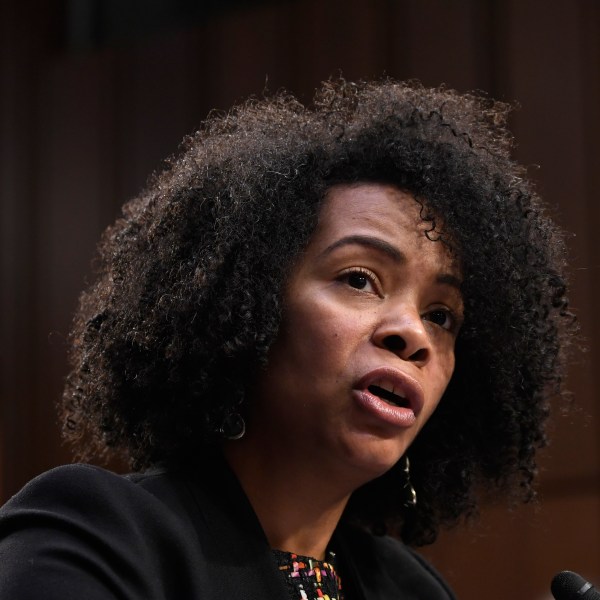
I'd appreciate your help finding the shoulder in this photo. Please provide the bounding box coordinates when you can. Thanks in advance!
[0,464,203,599]
[340,525,457,600]
[3,462,157,502]
[1,463,188,532]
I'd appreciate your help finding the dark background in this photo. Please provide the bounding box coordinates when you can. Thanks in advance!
[1,1,599,599]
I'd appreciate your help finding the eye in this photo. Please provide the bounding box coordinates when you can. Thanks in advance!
[424,309,455,331]
[338,268,380,294]
[347,272,369,289]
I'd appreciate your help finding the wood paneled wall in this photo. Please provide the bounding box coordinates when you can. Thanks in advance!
[2,1,599,598]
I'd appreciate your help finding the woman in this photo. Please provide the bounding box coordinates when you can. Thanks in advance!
[0,79,572,599]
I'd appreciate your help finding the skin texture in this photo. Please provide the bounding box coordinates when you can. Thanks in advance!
[225,183,463,558]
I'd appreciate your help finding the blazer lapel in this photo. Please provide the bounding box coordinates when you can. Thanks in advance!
[182,456,290,600]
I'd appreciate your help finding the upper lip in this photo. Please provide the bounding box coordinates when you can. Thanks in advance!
[354,366,424,416]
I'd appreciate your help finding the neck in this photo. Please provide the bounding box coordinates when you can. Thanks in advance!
[223,440,352,560]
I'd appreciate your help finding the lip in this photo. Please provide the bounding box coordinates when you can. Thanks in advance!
[352,366,424,428]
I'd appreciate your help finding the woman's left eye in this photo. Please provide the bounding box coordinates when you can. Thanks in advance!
[424,309,454,330]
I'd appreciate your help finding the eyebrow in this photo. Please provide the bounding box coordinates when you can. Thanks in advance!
[319,234,463,290]
[436,273,463,291]
[320,235,406,262]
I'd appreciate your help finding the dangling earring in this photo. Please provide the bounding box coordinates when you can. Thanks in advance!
[401,455,417,508]
[219,412,246,440]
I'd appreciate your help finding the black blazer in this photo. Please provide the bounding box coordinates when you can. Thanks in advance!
[0,459,456,599]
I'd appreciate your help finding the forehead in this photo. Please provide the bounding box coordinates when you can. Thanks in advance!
[308,183,459,274]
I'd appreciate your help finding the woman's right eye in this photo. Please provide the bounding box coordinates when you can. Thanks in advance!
[338,268,379,294]
[347,272,369,289]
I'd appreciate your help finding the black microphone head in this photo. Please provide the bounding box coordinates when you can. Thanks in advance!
[551,571,600,600]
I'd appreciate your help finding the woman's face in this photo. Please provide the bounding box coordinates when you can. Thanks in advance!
[248,183,463,489]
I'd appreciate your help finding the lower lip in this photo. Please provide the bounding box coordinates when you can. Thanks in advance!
[352,389,417,428]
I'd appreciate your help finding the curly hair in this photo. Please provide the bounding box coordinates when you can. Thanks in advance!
[61,79,573,546]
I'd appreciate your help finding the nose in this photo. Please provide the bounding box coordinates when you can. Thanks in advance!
[372,308,431,366]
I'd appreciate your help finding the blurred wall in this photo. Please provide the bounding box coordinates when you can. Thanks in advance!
[1,1,599,599]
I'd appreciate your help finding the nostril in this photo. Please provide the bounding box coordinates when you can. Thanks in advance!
[382,335,428,363]
[409,348,428,363]
[383,335,406,352]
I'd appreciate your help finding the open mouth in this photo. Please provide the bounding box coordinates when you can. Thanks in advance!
[355,368,423,426]
[368,385,410,408]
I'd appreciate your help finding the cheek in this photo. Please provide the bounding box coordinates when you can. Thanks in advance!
[280,294,360,368]
[254,298,357,420]
[431,352,455,399]
[419,359,455,426]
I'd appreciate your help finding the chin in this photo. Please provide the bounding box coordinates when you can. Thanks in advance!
[337,435,407,486]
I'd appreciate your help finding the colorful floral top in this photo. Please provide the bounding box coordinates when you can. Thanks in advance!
[273,550,344,600]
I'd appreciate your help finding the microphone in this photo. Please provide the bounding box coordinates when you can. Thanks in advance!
[551,571,600,600]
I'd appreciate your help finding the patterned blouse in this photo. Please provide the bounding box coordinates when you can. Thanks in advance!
[273,549,344,600]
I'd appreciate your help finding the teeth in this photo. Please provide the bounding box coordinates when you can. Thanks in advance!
[368,383,409,407]
[376,379,405,399]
